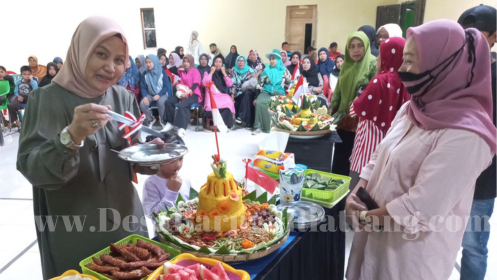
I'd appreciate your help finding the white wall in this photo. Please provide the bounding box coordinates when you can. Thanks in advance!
[1,0,397,72]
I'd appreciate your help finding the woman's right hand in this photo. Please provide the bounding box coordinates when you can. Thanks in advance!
[253,99,257,106]
[345,193,367,230]
[142,97,149,106]
[210,66,216,75]
[67,103,112,144]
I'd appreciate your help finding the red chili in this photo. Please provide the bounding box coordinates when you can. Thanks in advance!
[214,182,217,197]
[223,182,227,196]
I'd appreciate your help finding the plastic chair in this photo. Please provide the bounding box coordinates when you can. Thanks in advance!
[174,102,202,131]
[10,74,22,83]
[0,81,10,133]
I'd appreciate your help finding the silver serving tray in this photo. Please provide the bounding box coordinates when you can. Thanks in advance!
[115,143,188,166]
[277,201,325,229]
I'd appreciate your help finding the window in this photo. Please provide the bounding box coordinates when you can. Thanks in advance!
[140,8,157,49]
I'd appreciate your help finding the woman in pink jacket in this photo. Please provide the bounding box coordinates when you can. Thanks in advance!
[202,55,234,132]
[345,20,496,280]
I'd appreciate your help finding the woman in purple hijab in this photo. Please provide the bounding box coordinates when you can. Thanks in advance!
[345,19,496,280]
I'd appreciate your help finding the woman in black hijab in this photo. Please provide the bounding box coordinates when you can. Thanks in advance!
[301,57,327,106]
[39,62,59,87]
[197,54,211,80]
[157,48,169,65]
[225,45,239,70]
[286,51,303,79]
[175,46,185,59]
[358,25,379,57]
[331,54,344,78]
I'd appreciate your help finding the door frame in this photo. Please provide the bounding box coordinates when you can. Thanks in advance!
[285,5,318,50]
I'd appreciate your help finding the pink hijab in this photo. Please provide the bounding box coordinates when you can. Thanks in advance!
[281,50,291,67]
[52,16,129,98]
[168,53,182,69]
[406,19,496,154]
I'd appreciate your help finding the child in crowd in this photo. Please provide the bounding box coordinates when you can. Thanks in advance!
[8,66,38,128]
[142,155,192,220]
[0,66,15,126]
[0,66,15,103]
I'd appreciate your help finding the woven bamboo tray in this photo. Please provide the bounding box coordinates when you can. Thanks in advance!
[272,127,332,138]
[156,230,290,262]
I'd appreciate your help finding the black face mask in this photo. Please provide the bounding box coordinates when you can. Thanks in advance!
[397,31,476,95]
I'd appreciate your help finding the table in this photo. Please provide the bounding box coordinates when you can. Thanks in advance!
[154,199,346,280]
[284,131,342,172]
[153,130,346,279]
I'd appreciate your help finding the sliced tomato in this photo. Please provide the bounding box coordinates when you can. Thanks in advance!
[229,192,240,201]
[217,201,231,213]
[209,209,220,219]
[184,210,195,220]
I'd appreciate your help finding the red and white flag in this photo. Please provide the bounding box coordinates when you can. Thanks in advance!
[243,159,278,194]
[292,75,304,105]
[206,83,228,133]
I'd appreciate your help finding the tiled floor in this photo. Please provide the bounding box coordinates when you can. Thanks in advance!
[1,125,496,280]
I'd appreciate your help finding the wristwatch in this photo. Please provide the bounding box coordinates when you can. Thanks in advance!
[60,126,84,150]
[359,210,369,225]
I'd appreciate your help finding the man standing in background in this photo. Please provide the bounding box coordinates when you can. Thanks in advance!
[282,41,291,56]
[458,5,496,280]
[302,46,316,61]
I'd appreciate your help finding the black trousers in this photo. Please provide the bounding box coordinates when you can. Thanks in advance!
[8,95,28,122]
[204,108,233,129]
[164,94,199,129]
[331,129,356,176]
[234,90,256,126]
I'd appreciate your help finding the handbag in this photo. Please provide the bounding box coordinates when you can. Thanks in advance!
[241,78,258,92]
[175,83,190,99]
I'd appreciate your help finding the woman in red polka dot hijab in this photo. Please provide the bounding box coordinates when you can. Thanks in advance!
[348,37,410,184]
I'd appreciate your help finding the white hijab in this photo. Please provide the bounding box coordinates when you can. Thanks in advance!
[376,23,403,38]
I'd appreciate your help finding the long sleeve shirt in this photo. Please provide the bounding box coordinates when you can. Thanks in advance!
[257,69,292,94]
[142,174,191,220]
[140,71,170,98]
[168,66,202,102]
[346,102,493,280]
[202,73,235,113]
[15,78,38,96]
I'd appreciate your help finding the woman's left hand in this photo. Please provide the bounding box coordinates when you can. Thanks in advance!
[315,87,322,94]
[221,67,227,76]
[231,95,235,102]
[152,95,160,101]
[345,193,367,230]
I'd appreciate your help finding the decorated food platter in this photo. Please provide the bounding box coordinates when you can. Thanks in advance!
[272,127,331,139]
[154,156,292,262]
[268,95,335,139]
[116,143,188,166]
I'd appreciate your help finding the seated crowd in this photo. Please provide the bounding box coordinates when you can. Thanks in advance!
[0,23,392,137]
